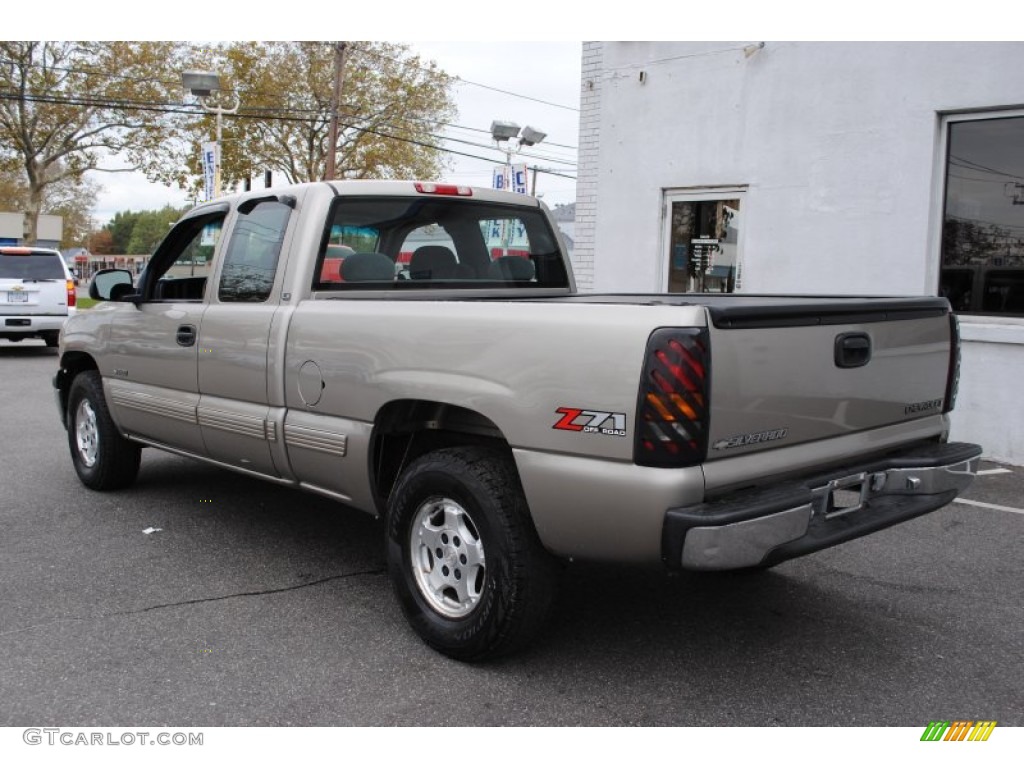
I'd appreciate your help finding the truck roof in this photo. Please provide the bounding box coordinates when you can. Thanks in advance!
[193,179,545,214]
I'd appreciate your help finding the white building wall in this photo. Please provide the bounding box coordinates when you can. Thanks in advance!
[577,41,1024,464]
[0,212,63,246]
[571,41,603,291]
[0,212,23,240]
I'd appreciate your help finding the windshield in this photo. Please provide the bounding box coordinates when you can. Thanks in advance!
[314,196,569,290]
[0,251,66,280]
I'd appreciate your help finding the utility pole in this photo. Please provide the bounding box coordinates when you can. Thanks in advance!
[325,41,348,180]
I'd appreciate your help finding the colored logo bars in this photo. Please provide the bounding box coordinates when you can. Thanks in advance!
[920,721,997,742]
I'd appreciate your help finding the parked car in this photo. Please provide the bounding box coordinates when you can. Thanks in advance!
[56,181,981,660]
[1,246,76,347]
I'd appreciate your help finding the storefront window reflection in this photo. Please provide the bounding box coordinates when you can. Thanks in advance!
[941,115,1024,315]
[667,199,740,293]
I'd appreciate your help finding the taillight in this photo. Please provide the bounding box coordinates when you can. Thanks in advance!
[944,311,960,413]
[634,328,710,467]
[66,279,76,308]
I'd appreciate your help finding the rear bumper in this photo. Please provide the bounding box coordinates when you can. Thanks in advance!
[1,313,68,335]
[662,441,983,570]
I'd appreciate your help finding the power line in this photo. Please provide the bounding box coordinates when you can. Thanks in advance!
[1,48,581,151]
[0,89,578,168]
[950,155,1024,181]
[349,44,580,113]
[0,90,577,181]
[603,43,756,74]
[949,173,1017,185]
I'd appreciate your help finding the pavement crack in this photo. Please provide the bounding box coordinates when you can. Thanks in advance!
[105,567,388,618]
[0,567,387,637]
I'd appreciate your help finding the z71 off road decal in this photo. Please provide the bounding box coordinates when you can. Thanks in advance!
[553,408,627,437]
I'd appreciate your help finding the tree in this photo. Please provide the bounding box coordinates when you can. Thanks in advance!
[40,173,101,246]
[125,206,183,254]
[86,228,114,255]
[0,158,28,211]
[138,42,457,192]
[0,41,183,244]
[0,157,99,247]
[104,210,142,254]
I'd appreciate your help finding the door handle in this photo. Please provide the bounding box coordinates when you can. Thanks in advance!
[176,324,197,347]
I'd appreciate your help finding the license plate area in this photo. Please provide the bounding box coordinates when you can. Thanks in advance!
[823,473,868,519]
[7,291,29,302]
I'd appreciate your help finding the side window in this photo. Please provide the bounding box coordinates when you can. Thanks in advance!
[147,214,225,302]
[218,201,292,302]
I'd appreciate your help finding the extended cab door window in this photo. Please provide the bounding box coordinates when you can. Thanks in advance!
[218,200,292,302]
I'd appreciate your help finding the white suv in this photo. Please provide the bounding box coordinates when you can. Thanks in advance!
[0,247,76,347]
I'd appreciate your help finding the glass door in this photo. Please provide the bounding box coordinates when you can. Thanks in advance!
[663,190,744,293]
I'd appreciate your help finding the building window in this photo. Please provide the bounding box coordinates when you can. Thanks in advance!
[940,114,1024,315]
[664,191,743,294]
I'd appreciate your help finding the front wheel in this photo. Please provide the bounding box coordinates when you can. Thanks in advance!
[66,371,141,490]
[386,446,560,661]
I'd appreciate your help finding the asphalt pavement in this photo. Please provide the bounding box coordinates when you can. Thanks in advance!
[0,339,1021,726]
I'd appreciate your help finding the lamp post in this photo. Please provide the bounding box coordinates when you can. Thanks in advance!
[182,70,240,198]
[489,121,546,195]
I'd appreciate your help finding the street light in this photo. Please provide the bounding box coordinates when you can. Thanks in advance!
[489,120,546,195]
[182,70,240,198]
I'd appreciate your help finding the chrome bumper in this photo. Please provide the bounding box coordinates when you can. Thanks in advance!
[663,441,983,571]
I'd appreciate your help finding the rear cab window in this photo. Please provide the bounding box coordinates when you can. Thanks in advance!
[313,196,569,291]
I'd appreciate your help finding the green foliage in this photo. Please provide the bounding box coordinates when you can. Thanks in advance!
[105,211,142,254]
[138,41,457,192]
[0,40,458,246]
[0,41,185,244]
[112,206,185,255]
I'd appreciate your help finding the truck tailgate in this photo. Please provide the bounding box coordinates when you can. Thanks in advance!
[703,297,954,460]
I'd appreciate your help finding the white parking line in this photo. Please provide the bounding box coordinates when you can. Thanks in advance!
[955,498,1024,515]
[976,468,1013,476]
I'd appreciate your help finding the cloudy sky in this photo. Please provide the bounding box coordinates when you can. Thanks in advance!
[84,41,583,224]
[25,3,999,227]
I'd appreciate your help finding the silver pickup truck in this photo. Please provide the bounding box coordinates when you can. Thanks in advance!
[55,181,982,660]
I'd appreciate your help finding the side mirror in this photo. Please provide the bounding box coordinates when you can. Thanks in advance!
[89,269,136,302]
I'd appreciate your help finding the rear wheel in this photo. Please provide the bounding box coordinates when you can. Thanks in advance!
[67,371,141,490]
[386,446,560,661]
[43,332,59,348]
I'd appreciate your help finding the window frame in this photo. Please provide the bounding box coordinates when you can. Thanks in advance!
[135,205,229,303]
[311,195,571,294]
[659,186,747,294]
[216,199,293,303]
[933,108,1024,322]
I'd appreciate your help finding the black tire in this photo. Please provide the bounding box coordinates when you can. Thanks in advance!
[43,332,59,348]
[66,371,141,490]
[386,446,560,661]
